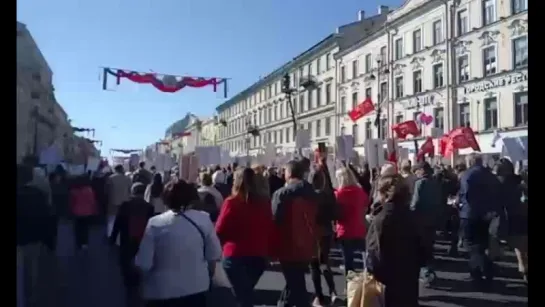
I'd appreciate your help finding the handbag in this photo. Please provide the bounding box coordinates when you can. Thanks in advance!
[179,212,239,307]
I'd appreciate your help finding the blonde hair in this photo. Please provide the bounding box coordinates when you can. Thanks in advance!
[335,167,360,189]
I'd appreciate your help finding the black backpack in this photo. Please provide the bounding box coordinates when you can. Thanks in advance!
[197,191,219,222]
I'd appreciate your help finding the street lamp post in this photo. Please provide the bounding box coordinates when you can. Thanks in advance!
[369,55,390,140]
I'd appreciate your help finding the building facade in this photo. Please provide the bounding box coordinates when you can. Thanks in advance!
[215,9,389,156]
[17,22,75,163]
[335,0,527,156]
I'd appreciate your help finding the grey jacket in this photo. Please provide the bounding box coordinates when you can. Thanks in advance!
[410,176,442,219]
[106,173,132,215]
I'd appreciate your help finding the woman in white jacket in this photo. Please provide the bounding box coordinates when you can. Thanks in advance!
[145,173,167,214]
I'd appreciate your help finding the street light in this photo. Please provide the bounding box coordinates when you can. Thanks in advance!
[369,54,390,139]
[282,73,316,155]
[245,116,260,166]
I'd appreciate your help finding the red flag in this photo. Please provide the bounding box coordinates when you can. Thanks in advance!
[417,137,435,161]
[348,97,374,122]
[392,120,421,139]
[439,134,450,156]
[444,127,481,157]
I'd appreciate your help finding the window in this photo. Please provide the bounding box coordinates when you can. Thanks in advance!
[365,121,373,139]
[484,97,498,130]
[307,89,313,110]
[316,87,322,106]
[513,36,528,68]
[341,126,346,135]
[350,125,358,145]
[286,127,291,143]
[365,87,372,99]
[365,54,372,73]
[413,70,423,93]
[482,0,496,26]
[352,60,359,79]
[433,63,444,88]
[316,58,321,75]
[432,20,443,45]
[273,106,278,121]
[395,76,404,98]
[395,114,404,124]
[434,107,445,130]
[514,91,528,126]
[512,0,527,14]
[413,29,422,53]
[380,46,387,63]
[30,91,40,99]
[352,92,359,110]
[325,83,331,104]
[31,73,41,82]
[299,67,304,79]
[379,82,388,102]
[315,120,321,137]
[380,118,388,139]
[395,38,403,60]
[458,55,470,82]
[341,96,347,114]
[299,95,305,113]
[279,129,283,144]
[307,63,312,76]
[459,102,471,127]
[325,117,331,135]
[326,53,331,70]
[457,9,469,35]
[292,97,297,114]
[483,46,497,76]
[340,66,346,83]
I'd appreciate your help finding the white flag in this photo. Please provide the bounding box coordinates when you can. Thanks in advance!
[490,129,502,148]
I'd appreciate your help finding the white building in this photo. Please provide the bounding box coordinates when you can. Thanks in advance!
[17,22,74,163]
[215,9,390,156]
[335,0,527,156]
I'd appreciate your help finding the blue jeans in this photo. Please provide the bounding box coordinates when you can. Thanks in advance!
[223,256,267,307]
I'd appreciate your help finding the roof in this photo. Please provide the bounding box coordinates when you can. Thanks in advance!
[164,113,198,137]
[215,12,388,113]
[216,34,337,113]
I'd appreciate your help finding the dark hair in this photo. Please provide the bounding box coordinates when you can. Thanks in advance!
[139,161,146,168]
[285,160,305,180]
[162,180,199,212]
[114,164,124,173]
[232,168,258,202]
[310,170,325,191]
[300,157,311,173]
[200,173,213,186]
[377,174,410,205]
[150,173,164,198]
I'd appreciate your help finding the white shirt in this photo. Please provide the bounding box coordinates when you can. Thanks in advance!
[135,210,222,300]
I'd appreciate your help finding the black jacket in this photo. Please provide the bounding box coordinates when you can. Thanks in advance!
[17,185,55,249]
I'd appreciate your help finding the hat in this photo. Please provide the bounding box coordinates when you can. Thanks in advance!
[413,161,432,172]
[131,182,147,195]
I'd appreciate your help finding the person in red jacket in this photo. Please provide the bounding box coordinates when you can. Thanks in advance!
[215,167,274,307]
[271,160,319,307]
[334,166,369,275]
[69,175,98,251]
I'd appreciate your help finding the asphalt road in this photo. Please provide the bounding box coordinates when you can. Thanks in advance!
[53,221,527,307]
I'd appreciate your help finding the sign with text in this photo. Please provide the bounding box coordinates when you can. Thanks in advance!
[463,71,527,94]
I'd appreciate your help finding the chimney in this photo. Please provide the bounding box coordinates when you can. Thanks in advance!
[378,5,389,15]
[358,10,366,21]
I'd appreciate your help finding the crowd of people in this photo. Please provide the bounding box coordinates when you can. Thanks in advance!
[16,153,528,307]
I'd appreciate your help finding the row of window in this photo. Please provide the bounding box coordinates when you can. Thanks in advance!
[221,52,334,119]
[457,0,527,37]
[222,91,527,153]
[222,117,334,153]
[219,84,333,139]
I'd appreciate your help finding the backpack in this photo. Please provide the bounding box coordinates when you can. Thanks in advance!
[198,191,219,222]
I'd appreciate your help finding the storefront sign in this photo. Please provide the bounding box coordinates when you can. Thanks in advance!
[405,94,442,110]
[464,71,527,94]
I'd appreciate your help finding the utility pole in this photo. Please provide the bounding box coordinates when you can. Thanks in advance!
[371,55,390,139]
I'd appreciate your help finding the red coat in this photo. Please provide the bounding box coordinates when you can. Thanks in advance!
[70,186,97,217]
[335,185,369,239]
[215,195,273,258]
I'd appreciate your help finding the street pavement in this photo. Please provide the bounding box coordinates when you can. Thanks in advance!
[53,221,528,307]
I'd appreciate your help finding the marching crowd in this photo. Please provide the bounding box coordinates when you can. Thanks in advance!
[16,154,528,307]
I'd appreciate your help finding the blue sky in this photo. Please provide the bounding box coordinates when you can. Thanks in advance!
[17,0,401,157]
